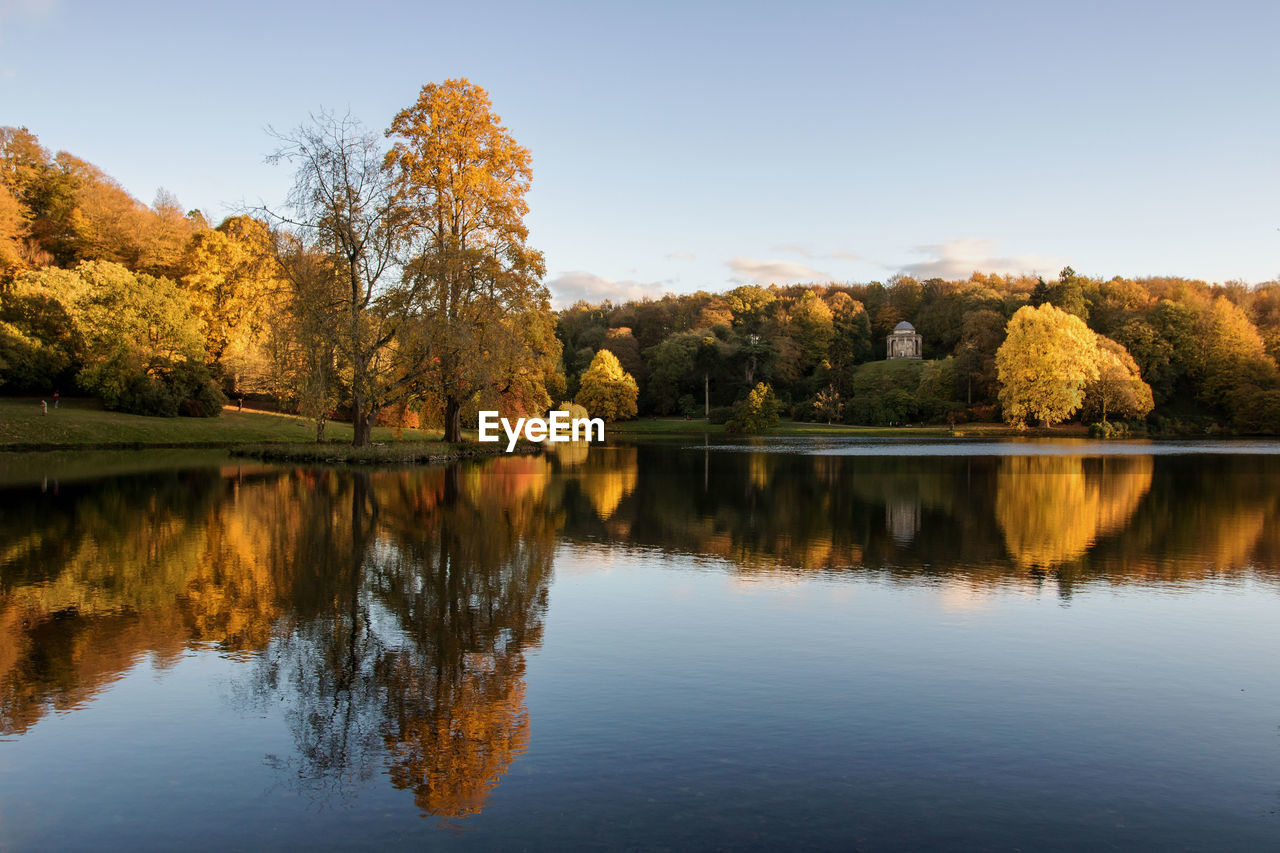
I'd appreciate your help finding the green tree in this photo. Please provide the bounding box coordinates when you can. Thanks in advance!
[13,261,223,415]
[995,303,1100,427]
[575,348,638,421]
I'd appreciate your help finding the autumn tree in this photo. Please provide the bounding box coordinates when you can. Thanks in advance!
[181,215,286,392]
[265,111,417,446]
[575,349,638,421]
[270,237,344,440]
[0,184,26,281]
[789,290,834,373]
[386,79,559,442]
[727,382,780,433]
[599,326,646,384]
[813,385,843,424]
[1084,336,1154,423]
[995,303,1100,427]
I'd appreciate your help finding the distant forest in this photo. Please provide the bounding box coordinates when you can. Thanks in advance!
[558,268,1280,433]
[3,121,1279,436]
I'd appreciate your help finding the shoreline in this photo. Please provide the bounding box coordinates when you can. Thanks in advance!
[230,441,542,465]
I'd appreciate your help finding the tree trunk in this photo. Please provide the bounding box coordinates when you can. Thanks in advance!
[704,373,710,419]
[444,396,463,443]
[315,417,326,443]
[352,405,372,447]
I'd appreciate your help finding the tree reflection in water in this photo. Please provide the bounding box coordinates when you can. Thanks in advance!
[0,457,560,822]
[246,459,559,820]
[3,443,1280,817]
[995,455,1154,569]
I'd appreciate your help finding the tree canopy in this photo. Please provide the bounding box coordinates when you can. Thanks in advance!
[575,349,638,421]
[996,304,1101,427]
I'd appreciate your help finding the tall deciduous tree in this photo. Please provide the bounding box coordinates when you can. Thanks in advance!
[265,112,414,446]
[386,79,558,442]
[995,303,1100,427]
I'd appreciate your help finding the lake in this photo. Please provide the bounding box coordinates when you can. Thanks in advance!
[1,438,1278,850]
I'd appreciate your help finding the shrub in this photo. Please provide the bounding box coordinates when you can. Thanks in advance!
[708,405,734,425]
[726,382,780,433]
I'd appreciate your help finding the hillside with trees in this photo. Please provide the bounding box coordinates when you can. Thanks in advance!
[557,267,1280,433]
[0,80,563,445]
[5,109,1279,437]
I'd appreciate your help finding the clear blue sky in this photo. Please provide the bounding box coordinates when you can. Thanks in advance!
[3,0,1277,305]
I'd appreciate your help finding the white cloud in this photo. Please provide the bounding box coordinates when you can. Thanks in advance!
[899,238,1064,280]
[726,256,835,285]
[772,244,861,262]
[546,271,670,308]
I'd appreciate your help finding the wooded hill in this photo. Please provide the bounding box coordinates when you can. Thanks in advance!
[558,270,1280,433]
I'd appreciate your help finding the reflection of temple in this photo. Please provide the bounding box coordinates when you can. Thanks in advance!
[886,320,922,359]
[885,498,921,546]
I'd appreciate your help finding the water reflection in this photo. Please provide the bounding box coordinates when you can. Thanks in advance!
[554,444,1280,592]
[995,455,1153,569]
[2,442,1280,817]
[0,458,559,822]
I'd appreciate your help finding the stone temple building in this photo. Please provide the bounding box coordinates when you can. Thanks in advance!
[886,320,922,360]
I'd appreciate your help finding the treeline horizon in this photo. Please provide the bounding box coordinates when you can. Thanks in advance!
[557,264,1280,433]
[4,105,1280,436]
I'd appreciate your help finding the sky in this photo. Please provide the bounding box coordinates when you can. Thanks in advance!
[2,0,1278,306]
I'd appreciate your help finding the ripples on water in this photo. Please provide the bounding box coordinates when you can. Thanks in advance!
[0,440,1277,850]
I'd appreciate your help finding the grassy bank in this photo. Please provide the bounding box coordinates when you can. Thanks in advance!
[232,441,537,465]
[608,417,1089,438]
[0,397,438,449]
[0,397,1094,453]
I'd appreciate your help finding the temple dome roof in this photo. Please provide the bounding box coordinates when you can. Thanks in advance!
[893,321,916,332]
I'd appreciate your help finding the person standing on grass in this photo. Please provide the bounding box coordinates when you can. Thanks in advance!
[53,391,59,409]
[238,397,243,412]
[41,400,47,415]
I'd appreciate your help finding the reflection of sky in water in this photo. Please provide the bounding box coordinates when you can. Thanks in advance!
[1,446,1279,849]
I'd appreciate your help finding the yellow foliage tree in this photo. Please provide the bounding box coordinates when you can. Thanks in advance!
[181,215,286,392]
[0,183,26,280]
[996,303,1100,426]
[386,78,559,443]
[1084,336,1154,423]
[574,349,638,421]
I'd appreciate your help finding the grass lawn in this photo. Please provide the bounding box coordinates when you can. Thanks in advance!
[0,397,444,449]
[608,417,1069,437]
[0,398,1090,450]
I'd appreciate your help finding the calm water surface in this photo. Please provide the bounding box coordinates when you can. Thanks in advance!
[1,439,1278,850]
